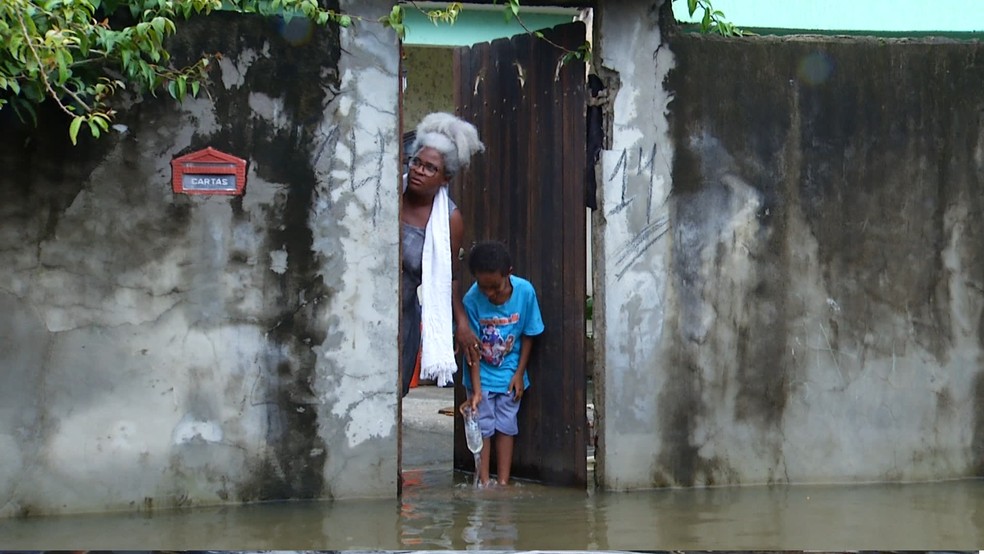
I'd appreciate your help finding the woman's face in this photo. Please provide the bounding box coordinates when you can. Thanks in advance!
[407,147,446,195]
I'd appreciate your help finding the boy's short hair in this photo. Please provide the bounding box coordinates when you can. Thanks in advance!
[468,240,512,275]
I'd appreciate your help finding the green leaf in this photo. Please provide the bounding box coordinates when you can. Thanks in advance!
[93,114,110,131]
[177,76,186,99]
[87,118,101,138]
[151,16,165,38]
[56,51,69,83]
[687,0,698,16]
[191,80,200,97]
[69,116,83,145]
[8,37,25,63]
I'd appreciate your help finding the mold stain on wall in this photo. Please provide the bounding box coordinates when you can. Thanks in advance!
[660,26,984,485]
[166,12,342,501]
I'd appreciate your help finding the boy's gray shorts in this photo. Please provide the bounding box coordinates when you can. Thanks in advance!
[477,390,521,437]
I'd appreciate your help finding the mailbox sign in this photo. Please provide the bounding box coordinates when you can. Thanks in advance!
[171,147,247,195]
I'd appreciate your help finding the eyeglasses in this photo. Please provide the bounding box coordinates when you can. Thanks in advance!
[409,156,442,178]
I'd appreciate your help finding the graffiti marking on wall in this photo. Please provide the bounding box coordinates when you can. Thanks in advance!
[313,125,341,212]
[314,125,389,224]
[606,143,668,224]
[608,143,671,281]
[606,147,633,216]
[349,128,388,225]
[614,216,668,281]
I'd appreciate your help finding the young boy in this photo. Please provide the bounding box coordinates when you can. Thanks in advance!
[460,240,544,486]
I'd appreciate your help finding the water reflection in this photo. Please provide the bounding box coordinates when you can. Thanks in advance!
[2,471,984,550]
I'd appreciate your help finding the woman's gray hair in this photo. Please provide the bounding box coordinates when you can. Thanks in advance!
[411,112,485,178]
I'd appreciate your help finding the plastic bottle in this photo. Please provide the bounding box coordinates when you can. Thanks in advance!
[463,407,483,454]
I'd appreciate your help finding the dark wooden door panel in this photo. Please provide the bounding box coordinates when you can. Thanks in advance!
[452,21,587,486]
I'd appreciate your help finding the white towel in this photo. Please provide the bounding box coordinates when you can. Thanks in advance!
[419,185,457,386]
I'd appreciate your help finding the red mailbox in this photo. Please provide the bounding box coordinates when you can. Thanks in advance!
[171,147,247,196]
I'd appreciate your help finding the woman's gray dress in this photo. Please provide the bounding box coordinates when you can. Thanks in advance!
[400,197,456,396]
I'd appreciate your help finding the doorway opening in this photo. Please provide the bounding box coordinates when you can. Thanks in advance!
[398,2,595,491]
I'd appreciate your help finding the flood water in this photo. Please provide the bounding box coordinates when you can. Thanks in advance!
[2,470,984,550]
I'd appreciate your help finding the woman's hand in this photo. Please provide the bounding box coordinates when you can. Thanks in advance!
[456,326,481,368]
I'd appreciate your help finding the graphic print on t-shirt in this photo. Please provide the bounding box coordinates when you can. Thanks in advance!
[479,313,519,367]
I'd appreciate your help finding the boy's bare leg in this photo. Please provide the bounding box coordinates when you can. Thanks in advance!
[479,437,492,485]
[495,434,514,485]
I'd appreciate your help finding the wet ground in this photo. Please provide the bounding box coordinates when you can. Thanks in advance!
[402,382,456,470]
[2,385,984,550]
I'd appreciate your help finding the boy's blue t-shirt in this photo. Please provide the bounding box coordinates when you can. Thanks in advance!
[462,275,545,393]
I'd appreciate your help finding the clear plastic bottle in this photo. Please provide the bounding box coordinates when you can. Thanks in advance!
[463,407,483,454]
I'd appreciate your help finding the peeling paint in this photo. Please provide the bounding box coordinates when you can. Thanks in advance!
[269,248,288,274]
[172,415,223,444]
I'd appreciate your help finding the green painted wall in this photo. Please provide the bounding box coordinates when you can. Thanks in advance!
[672,0,984,33]
[403,8,574,46]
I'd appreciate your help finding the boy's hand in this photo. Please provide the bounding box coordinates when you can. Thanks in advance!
[456,326,481,368]
[459,394,481,415]
[508,374,524,401]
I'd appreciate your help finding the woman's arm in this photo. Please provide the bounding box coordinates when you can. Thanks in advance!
[450,209,480,367]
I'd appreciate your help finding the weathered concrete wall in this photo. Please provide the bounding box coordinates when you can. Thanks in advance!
[595,0,984,489]
[0,0,400,516]
[593,0,675,490]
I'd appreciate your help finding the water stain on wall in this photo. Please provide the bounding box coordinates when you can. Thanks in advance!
[664,29,984,484]
[158,11,342,501]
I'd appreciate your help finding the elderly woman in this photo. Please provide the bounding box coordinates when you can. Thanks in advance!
[401,112,484,397]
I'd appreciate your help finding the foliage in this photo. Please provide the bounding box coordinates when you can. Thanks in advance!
[1,0,737,145]
[1,0,353,144]
[678,0,744,36]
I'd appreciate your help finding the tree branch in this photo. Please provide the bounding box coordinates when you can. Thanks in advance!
[16,9,92,117]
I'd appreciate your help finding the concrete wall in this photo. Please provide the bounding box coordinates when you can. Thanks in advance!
[594,0,984,489]
[4,0,982,513]
[0,0,400,516]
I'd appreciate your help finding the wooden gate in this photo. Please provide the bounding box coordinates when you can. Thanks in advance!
[451,21,587,486]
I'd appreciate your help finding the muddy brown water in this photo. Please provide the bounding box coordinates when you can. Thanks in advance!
[2,470,983,550]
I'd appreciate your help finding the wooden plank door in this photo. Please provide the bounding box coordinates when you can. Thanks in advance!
[451,21,587,486]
